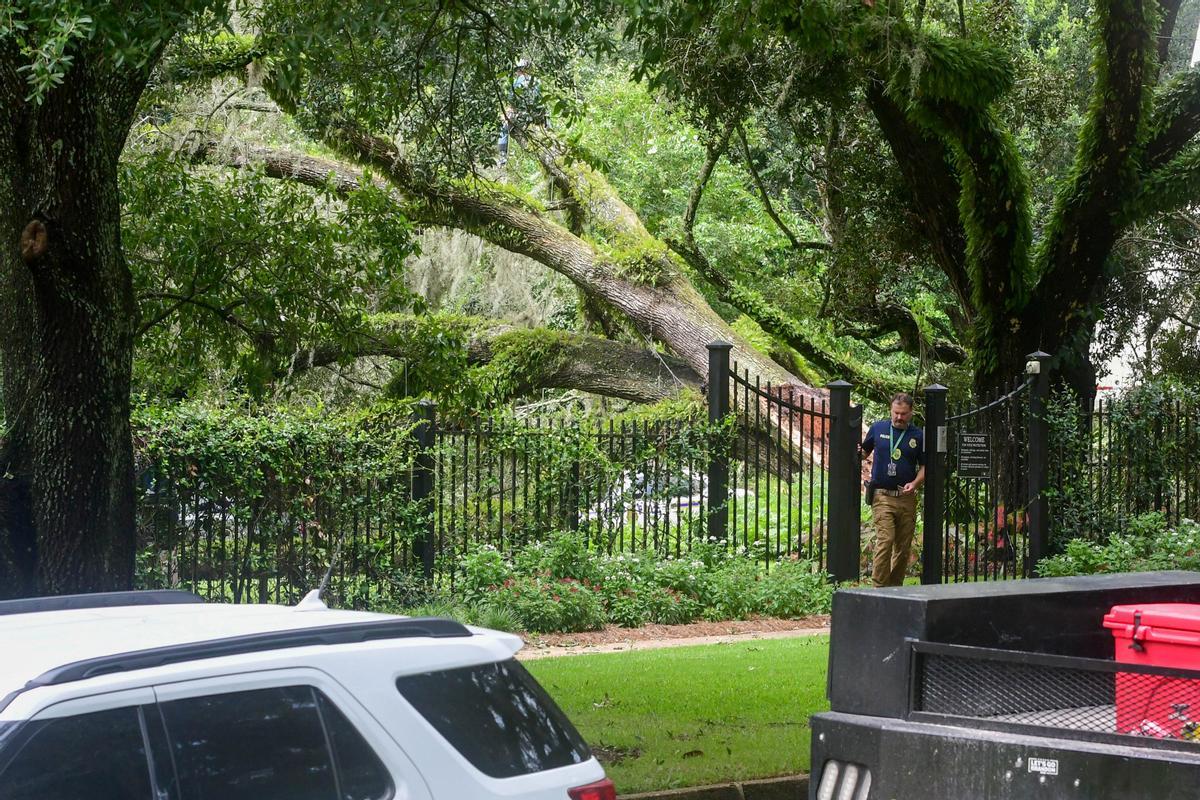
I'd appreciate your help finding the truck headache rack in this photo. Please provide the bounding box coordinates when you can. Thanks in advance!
[0,590,205,616]
[910,640,1200,748]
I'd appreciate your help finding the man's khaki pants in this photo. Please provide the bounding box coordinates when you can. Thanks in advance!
[871,492,918,587]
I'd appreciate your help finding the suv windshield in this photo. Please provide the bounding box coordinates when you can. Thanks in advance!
[396,659,590,778]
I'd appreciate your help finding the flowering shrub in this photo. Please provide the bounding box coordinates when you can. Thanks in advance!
[757,559,835,618]
[460,546,512,602]
[486,576,606,633]
[705,558,761,621]
[1038,514,1200,577]
[644,586,702,625]
[606,592,649,628]
[456,532,832,632]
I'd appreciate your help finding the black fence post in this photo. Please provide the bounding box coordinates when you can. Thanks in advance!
[706,341,733,544]
[921,384,948,585]
[827,380,859,582]
[568,457,581,532]
[412,400,437,581]
[1027,352,1051,576]
[849,400,863,560]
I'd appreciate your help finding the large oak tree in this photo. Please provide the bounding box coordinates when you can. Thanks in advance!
[625,0,1200,396]
[0,3,226,595]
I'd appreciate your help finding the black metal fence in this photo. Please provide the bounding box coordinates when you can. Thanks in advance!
[718,355,840,571]
[134,342,1200,602]
[136,473,420,609]
[136,342,855,605]
[920,358,1200,583]
[1049,389,1200,544]
[430,413,715,586]
[920,353,1053,583]
[938,377,1033,581]
[136,409,722,605]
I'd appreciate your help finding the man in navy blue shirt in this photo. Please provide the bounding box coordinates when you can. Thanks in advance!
[861,393,925,587]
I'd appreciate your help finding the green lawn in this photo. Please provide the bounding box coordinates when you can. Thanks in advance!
[525,636,830,794]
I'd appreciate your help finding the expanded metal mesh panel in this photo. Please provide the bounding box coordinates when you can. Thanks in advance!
[919,652,1200,742]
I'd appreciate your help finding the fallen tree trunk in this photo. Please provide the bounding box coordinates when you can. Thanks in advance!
[201,118,820,390]
[193,121,831,461]
[287,314,702,403]
[193,137,825,407]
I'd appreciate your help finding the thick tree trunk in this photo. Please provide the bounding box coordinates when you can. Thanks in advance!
[0,63,140,596]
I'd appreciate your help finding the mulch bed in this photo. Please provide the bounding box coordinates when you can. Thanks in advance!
[525,615,830,648]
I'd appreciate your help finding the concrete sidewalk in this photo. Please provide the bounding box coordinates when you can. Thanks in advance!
[620,775,809,800]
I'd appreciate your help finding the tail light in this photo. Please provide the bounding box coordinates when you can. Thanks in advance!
[568,778,617,800]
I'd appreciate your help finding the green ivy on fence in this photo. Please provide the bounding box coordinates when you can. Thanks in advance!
[133,400,424,607]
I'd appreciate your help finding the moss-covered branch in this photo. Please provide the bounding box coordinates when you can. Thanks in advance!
[1142,68,1200,175]
[843,302,968,365]
[668,241,905,403]
[1029,0,1158,335]
[192,135,805,392]
[295,313,700,403]
[1129,144,1200,219]
[855,22,1032,375]
[669,121,912,401]
[158,33,261,85]
[1155,0,1185,67]
[865,85,972,315]
[913,99,1032,373]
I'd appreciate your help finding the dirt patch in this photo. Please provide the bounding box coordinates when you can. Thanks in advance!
[518,615,830,659]
[591,743,643,766]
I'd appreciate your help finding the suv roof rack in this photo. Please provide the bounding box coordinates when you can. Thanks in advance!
[29,616,471,688]
[0,590,205,617]
[1,616,472,715]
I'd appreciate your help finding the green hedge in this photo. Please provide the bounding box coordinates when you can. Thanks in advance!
[1037,513,1200,577]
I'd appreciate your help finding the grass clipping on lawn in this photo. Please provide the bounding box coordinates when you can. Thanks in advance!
[525,636,830,794]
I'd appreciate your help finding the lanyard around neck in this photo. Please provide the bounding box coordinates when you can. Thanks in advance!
[890,425,907,460]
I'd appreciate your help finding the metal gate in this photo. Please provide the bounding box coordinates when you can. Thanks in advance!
[922,352,1051,583]
[706,343,859,578]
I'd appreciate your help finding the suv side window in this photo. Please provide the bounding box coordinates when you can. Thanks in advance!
[396,659,591,778]
[0,706,153,800]
[159,685,392,800]
[316,692,393,800]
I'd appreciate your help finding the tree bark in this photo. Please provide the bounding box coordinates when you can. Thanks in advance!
[285,315,703,403]
[866,84,972,315]
[1025,1,1156,364]
[863,4,1167,398]
[0,53,148,596]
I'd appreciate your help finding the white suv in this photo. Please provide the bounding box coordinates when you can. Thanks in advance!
[0,590,614,800]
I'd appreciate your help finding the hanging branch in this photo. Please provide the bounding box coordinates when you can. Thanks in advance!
[735,124,831,251]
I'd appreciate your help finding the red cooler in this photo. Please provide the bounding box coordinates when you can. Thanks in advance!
[1104,603,1200,739]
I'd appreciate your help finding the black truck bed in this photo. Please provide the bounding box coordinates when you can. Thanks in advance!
[811,572,1200,799]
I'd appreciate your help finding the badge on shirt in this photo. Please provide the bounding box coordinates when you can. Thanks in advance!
[887,462,897,476]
